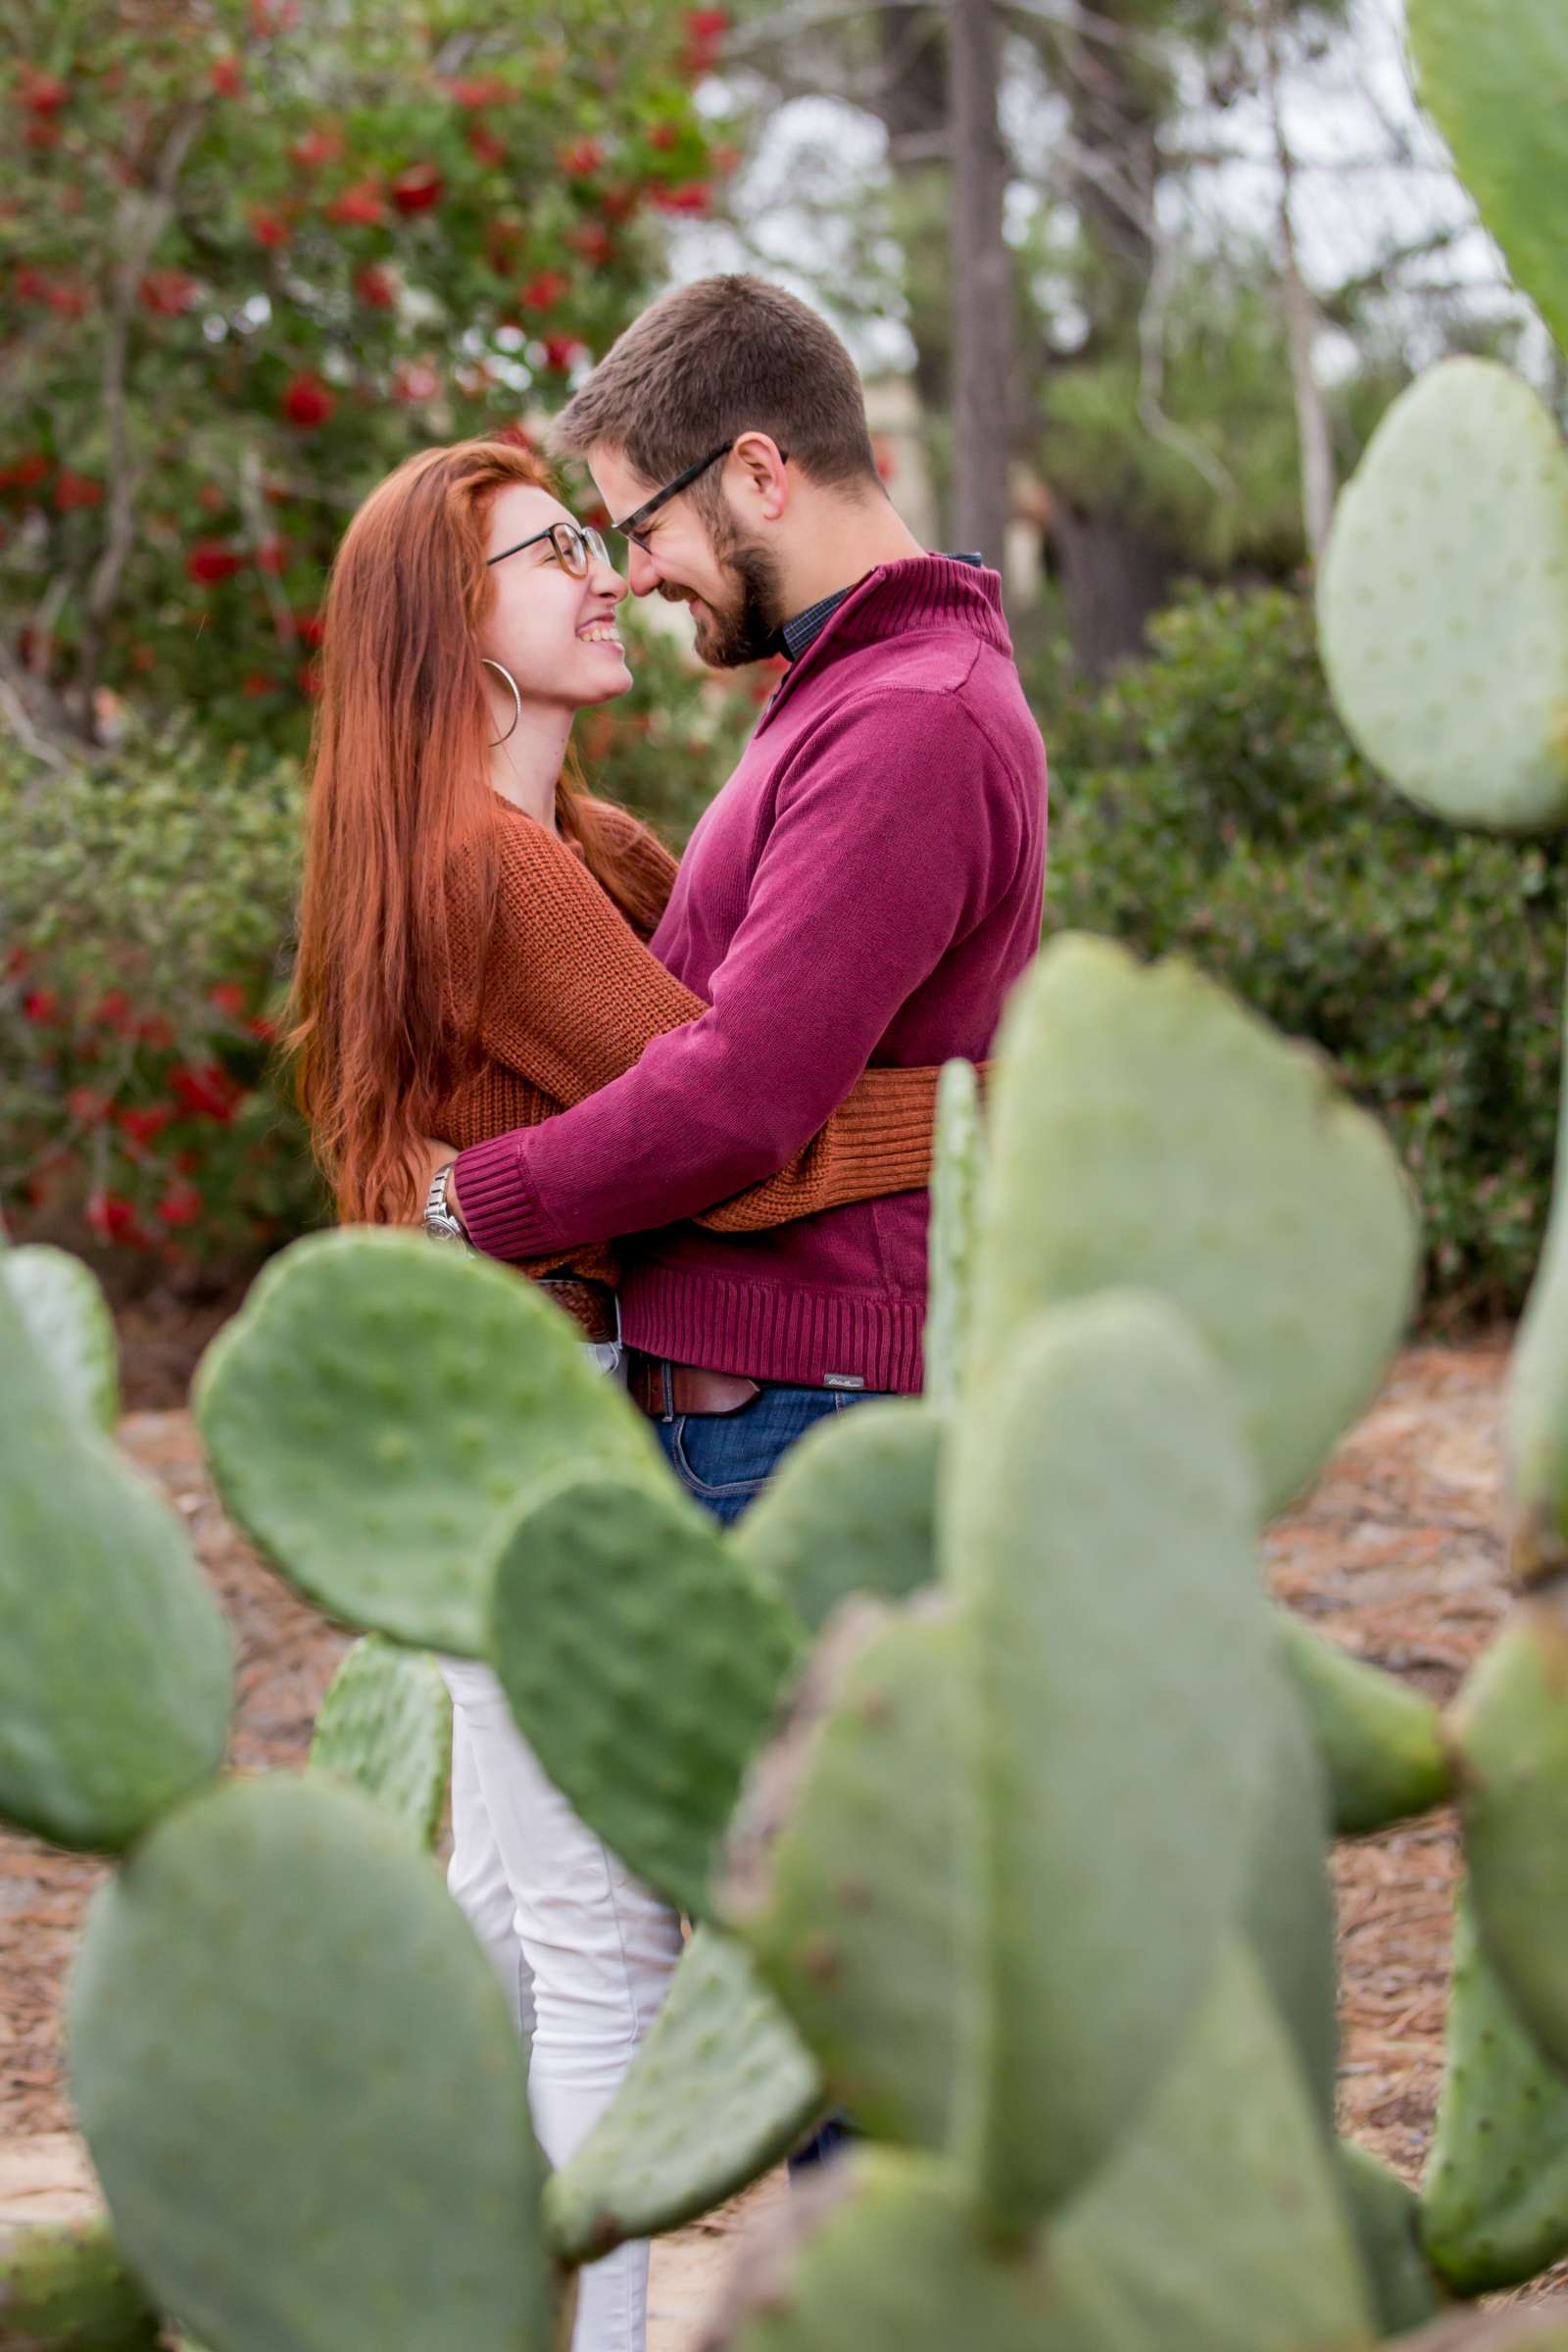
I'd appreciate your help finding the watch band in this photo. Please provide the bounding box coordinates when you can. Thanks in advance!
[423,1160,469,1245]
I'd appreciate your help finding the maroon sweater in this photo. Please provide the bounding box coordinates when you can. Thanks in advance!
[456,555,1048,1393]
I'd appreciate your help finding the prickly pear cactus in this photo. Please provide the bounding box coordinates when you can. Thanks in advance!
[308,1634,452,1850]
[923,1055,984,1409]
[0,2216,161,2350]
[737,1397,940,1631]
[3,1242,120,1430]
[1277,1608,1451,1837]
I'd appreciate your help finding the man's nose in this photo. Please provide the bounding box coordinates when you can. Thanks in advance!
[626,542,661,598]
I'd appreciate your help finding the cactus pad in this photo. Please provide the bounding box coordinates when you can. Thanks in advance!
[194,1228,656,1654]
[968,935,1417,1516]
[1319,358,1568,833]
[737,1399,939,1632]
[1337,2141,1443,2333]
[489,1471,805,1918]
[1405,0,1568,358]
[1240,1682,1339,2132]
[3,1243,119,1429]
[1456,1599,1568,2077]
[924,1056,985,1408]
[307,1634,452,1849]
[544,1927,821,2265]
[1278,1608,1451,1835]
[1424,1881,1568,2295]
[0,1275,231,1851]
[0,2217,162,2349]
[725,1605,965,2152]
[948,1290,1278,2230]
[68,1773,552,2352]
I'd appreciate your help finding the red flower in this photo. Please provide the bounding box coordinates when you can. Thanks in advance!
[67,1085,112,1124]
[241,672,275,698]
[250,209,292,248]
[117,1103,172,1147]
[324,179,385,226]
[390,359,440,404]
[520,269,569,313]
[43,280,89,318]
[187,541,242,584]
[93,989,133,1031]
[137,1013,175,1049]
[295,610,324,647]
[17,67,69,113]
[139,270,199,317]
[542,335,586,373]
[686,8,729,37]
[466,122,507,168]
[282,371,334,427]
[156,1180,204,1228]
[566,222,614,266]
[443,75,513,108]
[289,126,344,168]
[652,181,713,215]
[248,1013,278,1043]
[391,163,443,214]
[255,534,288,573]
[87,1189,146,1245]
[559,138,605,177]
[354,262,397,309]
[598,185,642,223]
[209,981,248,1016]
[0,453,50,491]
[54,469,103,511]
[210,56,244,97]
[648,122,680,153]
[170,1060,241,1121]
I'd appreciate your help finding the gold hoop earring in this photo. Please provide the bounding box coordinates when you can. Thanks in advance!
[481,658,521,747]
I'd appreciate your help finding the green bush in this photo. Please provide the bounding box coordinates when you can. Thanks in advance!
[1038,586,1564,1318]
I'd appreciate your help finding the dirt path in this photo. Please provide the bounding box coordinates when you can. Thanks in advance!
[1,1339,1557,2330]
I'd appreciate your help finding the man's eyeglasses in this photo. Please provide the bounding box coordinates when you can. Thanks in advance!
[612,441,788,553]
[486,519,612,577]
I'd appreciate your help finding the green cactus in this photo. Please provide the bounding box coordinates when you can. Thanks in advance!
[737,1398,939,1631]
[544,1927,822,2266]
[1452,1599,1568,2081]
[1241,1683,1339,2133]
[488,1470,805,1918]
[1277,1608,1451,1836]
[1336,2143,1445,2335]
[946,1288,1281,2233]
[0,1258,231,1852]
[307,1634,452,1850]
[1318,359,1568,835]
[1404,0,1568,359]
[3,1243,120,1430]
[194,1228,658,1654]
[966,934,1419,1517]
[923,1056,985,1409]
[1423,1882,1568,2296]
[0,2217,161,2350]
[724,1603,966,2153]
[67,1773,554,2352]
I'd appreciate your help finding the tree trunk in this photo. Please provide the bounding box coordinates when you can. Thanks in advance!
[946,0,1011,567]
[1052,503,1185,676]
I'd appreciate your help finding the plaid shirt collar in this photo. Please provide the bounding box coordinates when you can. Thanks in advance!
[774,550,985,663]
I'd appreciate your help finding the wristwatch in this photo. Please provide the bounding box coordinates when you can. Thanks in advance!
[423,1161,469,1247]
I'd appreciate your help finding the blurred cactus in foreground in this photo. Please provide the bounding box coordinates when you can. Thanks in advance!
[10,7,1568,2337]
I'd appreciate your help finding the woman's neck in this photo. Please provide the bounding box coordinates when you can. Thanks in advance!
[486,698,573,830]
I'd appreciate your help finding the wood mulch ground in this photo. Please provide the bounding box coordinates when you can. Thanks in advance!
[1,1325,1562,2333]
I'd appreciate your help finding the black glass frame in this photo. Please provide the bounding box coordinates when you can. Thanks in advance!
[612,440,788,551]
[485,518,612,574]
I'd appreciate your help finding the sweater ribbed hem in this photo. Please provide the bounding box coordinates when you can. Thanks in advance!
[620,1264,925,1396]
[454,1131,555,1261]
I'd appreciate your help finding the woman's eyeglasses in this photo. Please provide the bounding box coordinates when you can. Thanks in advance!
[485,519,612,577]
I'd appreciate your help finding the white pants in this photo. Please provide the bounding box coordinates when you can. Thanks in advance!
[441,1338,683,2352]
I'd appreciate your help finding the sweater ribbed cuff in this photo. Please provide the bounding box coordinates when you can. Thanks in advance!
[453,1132,556,1262]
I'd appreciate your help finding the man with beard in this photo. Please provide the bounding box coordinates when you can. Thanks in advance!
[430,271,1047,1532]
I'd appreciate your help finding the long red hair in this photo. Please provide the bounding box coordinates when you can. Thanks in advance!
[287,437,657,1225]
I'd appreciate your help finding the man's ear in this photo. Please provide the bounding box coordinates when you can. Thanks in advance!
[730,432,789,521]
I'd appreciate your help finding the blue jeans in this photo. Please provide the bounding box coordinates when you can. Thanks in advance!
[650,1368,885,2175]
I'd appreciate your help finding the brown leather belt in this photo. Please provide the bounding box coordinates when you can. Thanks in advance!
[535,1276,618,1345]
[626,1350,762,1420]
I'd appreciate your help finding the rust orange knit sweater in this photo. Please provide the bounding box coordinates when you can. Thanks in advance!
[437,796,948,1288]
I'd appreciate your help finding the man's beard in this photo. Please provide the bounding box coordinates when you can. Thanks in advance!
[665,524,785,669]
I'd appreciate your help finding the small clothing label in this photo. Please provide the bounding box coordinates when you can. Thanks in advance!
[822,1372,866,1391]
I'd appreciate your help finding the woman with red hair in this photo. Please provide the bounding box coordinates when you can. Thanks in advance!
[288,439,943,2352]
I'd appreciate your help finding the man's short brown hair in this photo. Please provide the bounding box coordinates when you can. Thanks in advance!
[549,275,881,506]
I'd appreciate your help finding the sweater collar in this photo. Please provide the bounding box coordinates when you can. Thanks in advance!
[756,554,1011,730]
